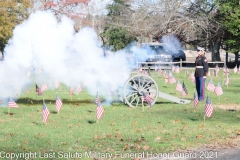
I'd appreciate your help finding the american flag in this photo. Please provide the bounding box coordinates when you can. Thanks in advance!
[69,87,74,96]
[207,79,215,92]
[175,66,180,73]
[169,75,176,84]
[96,100,104,120]
[185,69,189,75]
[164,74,168,83]
[215,82,223,96]
[182,82,188,96]
[190,72,195,83]
[55,94,62,112]
[139,67,143,73]
[233,65,237,73]
[158,68,162,75]
[225,76,230,85]
[223,67,229,75]
[8,97,19,108]
[172,65,175,72]
[41,84,48,91]
[193,92,198,108]
[207,70,211,76]
[142,91,153,106]
[55,80,60,88]
[36,84,42,96]
[176,80,182,92]
[95,92,99,104]
[76,85,82,94]
[205,96,213,117]
[42,100,50,122]
[155,65,158,71]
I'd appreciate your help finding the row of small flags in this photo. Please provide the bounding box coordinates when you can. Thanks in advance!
[36,84,82,96]
[139,65,240,76]
[8,92,104,123]
[206,79,224,96]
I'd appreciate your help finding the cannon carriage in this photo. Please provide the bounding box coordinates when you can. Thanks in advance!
[120,71,191,107]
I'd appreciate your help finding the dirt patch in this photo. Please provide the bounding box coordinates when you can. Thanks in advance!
[215,104,240,111]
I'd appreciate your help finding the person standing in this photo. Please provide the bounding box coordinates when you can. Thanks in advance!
[195,47,209,101]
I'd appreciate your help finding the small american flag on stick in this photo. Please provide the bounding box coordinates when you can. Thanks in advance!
[193,92,198,109]
[55,80,60,89]
[169,75,176,84]
[225,76,230,86]
[182,82,188,97]
[207,79,215,92]
[142,91,153,106]
[8,97,19,108]
[176,80,182,92]
[36,84,42,96]
[95,92,99,104]
[41,84,48,92]
[42,100,50,123]
[215,82,223,96]
[76,85,82,94]
[175,66,180,74]
[55,95,62,112]
[96,100,104,120]
[69,87,74,96]
[205,96,213,117]
[233,65,237,73]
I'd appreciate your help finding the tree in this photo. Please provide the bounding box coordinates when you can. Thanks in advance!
[219,0,240,62]
[101,0,137,51]
[0,0,32,52]
[33,0,90,31]
[101,26,137,51]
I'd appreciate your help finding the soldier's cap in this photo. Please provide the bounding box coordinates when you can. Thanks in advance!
[197,47,204,52]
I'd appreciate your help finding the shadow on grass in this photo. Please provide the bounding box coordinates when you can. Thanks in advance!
[189,118,199,121]
[155,101,178,104]
[16,98,93,105]
[87,120,96,124]
[51,111,58,114]
[3,112,15,115]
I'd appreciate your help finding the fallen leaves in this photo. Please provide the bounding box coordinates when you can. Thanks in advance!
[235,130,240,135]
[38,133,45,138]
[196,134,203,139]
[155,136,161,141]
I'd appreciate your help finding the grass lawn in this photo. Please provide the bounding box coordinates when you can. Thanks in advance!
[0,68,239,159]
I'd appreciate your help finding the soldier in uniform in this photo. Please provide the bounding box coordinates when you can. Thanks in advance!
[195,47,209,101]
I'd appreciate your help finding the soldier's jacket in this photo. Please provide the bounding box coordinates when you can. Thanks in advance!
[194,55,209,77]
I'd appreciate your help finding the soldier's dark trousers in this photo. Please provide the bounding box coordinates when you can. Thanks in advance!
[195,77,204,101]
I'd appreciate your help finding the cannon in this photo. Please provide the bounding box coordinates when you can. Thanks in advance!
[121,72,191,108]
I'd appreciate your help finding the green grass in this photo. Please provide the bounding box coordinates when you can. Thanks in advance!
[0,68,240,159]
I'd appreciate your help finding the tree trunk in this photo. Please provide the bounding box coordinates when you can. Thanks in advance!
[209,30,222,62]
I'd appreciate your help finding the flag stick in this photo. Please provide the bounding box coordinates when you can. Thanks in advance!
[8,107,10,115]
[142,97,144,112]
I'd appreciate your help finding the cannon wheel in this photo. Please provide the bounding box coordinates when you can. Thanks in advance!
[123,74,159,108]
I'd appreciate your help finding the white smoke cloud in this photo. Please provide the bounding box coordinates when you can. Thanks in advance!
[0,11,134,106]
